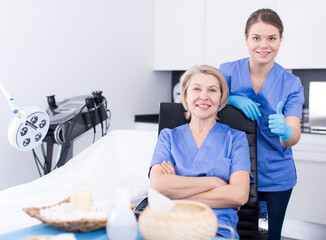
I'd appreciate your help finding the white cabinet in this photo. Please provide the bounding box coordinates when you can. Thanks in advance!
[154,0,326,70]
[205,0,275,67]
[275,0,326,69]
[154,0,275,70]
[153,0,205,70]
[286,133,326,225]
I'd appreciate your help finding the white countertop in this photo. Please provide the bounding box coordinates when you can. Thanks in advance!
[293,133,326,163]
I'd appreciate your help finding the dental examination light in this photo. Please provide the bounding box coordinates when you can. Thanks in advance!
[0,82,49,151]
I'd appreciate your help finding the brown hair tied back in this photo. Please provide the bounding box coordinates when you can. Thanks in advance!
[245,8,283,38]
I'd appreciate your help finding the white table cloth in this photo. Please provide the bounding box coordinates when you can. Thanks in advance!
[0,129,157,234]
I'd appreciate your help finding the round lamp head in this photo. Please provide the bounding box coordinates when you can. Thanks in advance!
[8,106,49,151]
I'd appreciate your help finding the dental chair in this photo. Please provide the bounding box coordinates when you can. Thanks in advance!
[136,102,259,240]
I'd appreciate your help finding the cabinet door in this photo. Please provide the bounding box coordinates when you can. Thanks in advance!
[205,0,275,67]
[154,0,205,70]
[276,0,326,69]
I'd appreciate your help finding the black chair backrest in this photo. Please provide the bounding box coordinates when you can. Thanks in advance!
[159,102,259,240]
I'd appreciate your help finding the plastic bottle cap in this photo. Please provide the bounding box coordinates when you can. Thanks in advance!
[107,187,137,240]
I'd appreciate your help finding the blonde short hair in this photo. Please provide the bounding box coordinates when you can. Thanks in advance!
[180,65,229,120]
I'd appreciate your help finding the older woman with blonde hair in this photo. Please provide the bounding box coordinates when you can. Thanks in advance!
[149,65,252,239]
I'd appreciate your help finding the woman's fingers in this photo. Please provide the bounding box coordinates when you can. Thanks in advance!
[166,161,176,174]
[160,161,176,175]
[160,164,169,174]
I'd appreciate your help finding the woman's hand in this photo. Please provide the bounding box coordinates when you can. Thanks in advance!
[160,161,176,175]
[150,163,226,199]
[228,95,261,121]
[268,101,301,147]
[268,101,293,141]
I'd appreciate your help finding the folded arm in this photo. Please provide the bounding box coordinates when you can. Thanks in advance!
[150,162,250,209]
[150,163,227,200]
[185,170,250,209]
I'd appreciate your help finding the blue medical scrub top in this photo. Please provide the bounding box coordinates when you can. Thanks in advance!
[149,122,252,239]
[219,58,304,192]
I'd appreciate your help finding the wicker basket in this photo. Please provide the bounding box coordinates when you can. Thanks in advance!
[138,200,218,240]
[23,198,107,233]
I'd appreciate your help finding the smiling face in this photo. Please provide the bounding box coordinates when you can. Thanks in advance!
[245,21,282,66]
[185,73,221,122]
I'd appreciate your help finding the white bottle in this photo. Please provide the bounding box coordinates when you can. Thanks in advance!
[106,188,138,240]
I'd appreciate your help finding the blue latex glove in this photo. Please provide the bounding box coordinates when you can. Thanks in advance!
[268,101,293,141]
[228,95,261,121]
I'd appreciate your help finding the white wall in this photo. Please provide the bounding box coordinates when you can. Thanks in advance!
[0,0,171,190]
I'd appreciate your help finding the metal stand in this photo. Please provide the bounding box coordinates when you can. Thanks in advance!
[42,137,73,175]
[32,102,109,176]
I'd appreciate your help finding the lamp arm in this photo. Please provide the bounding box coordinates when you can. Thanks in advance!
[0,82,21,116]
[1,81,50,151]
[0,82,11,99]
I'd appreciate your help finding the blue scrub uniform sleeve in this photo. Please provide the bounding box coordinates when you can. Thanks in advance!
[218,63,232,87]
[148,129,173,178]
[230,130,253,182]
[284,76,304,118]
